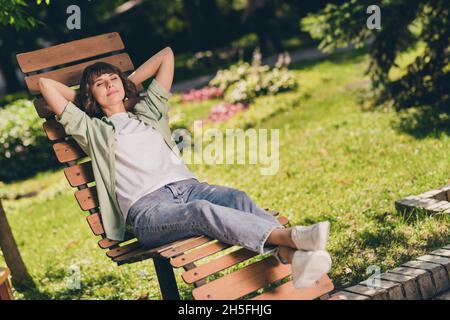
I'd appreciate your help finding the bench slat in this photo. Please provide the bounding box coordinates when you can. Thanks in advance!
[34,98,54,119]
[75,187,98,211]
[86,213,104,236]
[251,275,333,300]
[161,216,288,260]
[53,140,87,163]
[113,247,161,265]
[182,247,258,284]
[43,120,66,141]
[171,242,232,268]
[106,241,142,258]
[16,32,124,73]
[192,256,291,300]
[64,162,95,187]
[98,233,135,249]
[172,216,289,268]
[160,236,213,259]
[25,53,134,95]
[112,236,209,264]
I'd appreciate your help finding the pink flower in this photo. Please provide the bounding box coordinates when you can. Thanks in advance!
[181,86,224,102]
[208,102,250,122]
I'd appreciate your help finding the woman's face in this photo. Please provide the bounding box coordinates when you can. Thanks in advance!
[91,73,126,108]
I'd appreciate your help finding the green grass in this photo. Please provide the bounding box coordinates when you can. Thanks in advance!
[1,49,450,299]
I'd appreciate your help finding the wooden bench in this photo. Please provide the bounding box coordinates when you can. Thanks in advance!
[16,32,335,300]
[0,267,14,300]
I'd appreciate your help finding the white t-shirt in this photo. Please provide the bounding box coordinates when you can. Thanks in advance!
[108,112,197,220]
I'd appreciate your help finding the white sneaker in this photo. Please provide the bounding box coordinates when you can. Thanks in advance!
[290,221,330,251]
[292,250,332,289]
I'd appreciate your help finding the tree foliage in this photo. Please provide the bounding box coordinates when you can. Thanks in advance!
[0,0,50,30]
[302,0,449,122]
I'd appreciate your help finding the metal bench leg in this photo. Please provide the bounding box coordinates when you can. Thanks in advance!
[153,257,180,300]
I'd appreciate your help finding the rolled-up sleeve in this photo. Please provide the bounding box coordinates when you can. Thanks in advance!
[55,101,91,155]
[135,78,173,122]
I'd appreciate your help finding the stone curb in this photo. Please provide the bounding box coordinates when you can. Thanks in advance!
[331,245,450,300]
[395,184,450,215]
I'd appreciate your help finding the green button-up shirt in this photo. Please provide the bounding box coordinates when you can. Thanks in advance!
[56,78,178,241]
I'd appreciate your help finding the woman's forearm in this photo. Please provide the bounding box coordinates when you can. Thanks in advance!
[39,78,77,102]
[128,47,172,86]
[38,78,76,117]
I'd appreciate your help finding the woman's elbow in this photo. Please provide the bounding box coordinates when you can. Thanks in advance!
[38,77,50,90]
[164,46,174,58]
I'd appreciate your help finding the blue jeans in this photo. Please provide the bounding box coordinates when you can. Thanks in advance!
[126,178,285,254]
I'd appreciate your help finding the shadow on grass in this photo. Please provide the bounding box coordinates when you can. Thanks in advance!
[396,207,443,225]
[12,271,83,300]
[357,212,450,257]
[330,209,450,289]
[1,163,64,187]
[12,278,51,300]
[14,273,130,300]
[392,106,450,139]
[289,46,370,71]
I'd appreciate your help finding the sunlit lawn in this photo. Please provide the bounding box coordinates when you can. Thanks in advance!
[1,49,450,299]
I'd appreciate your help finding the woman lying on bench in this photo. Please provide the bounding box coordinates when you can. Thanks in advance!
[38,46,332,289]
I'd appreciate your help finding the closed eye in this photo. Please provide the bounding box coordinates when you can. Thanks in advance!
[94,75,118,86]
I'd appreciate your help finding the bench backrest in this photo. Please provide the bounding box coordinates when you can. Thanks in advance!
[16,32,144,258]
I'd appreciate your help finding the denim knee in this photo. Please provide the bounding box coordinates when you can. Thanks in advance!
[187,199,215,223]
[186,199,233,239]
[230,189,249,204]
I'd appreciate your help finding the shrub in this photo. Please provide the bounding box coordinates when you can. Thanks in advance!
[208,48,298,104]
[0,99,59,182]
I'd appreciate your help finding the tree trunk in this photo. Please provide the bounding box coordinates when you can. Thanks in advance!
[0,200,32,285]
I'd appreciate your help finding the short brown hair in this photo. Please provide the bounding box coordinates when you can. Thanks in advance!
[76,62,138,118]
